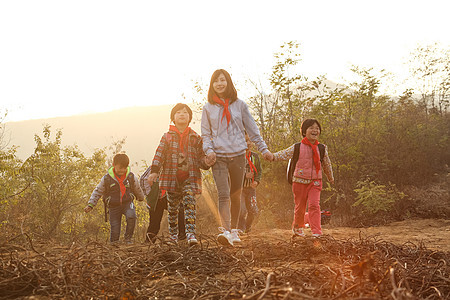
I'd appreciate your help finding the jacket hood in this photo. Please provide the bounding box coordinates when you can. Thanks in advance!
[108,166,131,180]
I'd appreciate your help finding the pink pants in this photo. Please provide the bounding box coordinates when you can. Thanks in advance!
[292,180,322,235]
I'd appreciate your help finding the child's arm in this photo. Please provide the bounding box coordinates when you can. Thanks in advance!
[131,173,145,202]
[201,108,214,155]
[84,176,106,212]
[241,102,269,155]
[196,137,210,170]
[322,146,335,184]
[149,134,168,174]
[273,144,295,161]
[146,134,168,186]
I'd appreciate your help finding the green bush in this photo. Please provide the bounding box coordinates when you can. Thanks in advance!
[353,179,406,215]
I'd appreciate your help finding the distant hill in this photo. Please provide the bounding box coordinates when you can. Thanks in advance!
[5,80,346,169]
[5,105,202,170]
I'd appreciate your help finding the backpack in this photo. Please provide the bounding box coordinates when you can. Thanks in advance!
[286,143,325,185]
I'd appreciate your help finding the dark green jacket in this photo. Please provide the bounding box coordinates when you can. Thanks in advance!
[243,151,262,188]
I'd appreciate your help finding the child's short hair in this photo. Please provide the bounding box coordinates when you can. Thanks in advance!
[170,103,193,123]
[301,119,322,137]
[113,153,129,167]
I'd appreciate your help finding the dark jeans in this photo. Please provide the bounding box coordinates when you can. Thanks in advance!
[109,201,136,243]
[146,196,186,243]
[212,154,246,231]
[238,187,258,232]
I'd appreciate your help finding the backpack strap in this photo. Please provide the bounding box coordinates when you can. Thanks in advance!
[127,172,136,201]
[287,143,301,185]
[318,143,325,162]
[102,174,112,222]
[128,172,135,189]
[103,174,112,198]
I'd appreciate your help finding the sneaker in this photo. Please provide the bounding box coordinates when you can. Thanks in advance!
[292,227,305,237]
[312,233,322,238]
[186,233,198,246]
[305,223,310,228]
[231,229,242,244]
[217,229,234,247]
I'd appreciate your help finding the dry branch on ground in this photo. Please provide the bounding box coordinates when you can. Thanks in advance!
[1,233,449,299]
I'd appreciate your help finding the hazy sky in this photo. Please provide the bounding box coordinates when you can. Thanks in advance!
[1,0,449,122]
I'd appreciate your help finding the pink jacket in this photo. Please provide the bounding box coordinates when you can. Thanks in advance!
[273,143,334,183]
[293,144,322,180]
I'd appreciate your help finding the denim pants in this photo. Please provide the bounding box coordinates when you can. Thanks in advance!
[212,154,245,231]
[109,201,136,243]
[238,187,258,232]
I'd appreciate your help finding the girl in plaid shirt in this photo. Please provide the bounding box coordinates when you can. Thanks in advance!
[147,103,209,245]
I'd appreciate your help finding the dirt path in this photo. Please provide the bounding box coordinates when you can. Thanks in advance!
[250,218,450,252]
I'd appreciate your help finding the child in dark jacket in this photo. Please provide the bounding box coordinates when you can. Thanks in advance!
[146,103,209,246]
[84,153,145,244]
[273,119,334,238]
[238,133,262,233]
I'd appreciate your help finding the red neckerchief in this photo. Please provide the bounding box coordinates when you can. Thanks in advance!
[169,125,190,153]
[213,94,231,127]
[301,137,321,174]
[246,151,258,182]
[113,169,127,202]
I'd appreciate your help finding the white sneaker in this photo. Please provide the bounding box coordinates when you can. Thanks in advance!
[292,227,305,237]
[231,229,242,243]
[312,233,322,238]
[187,233,198,246]
[217,229,234,246]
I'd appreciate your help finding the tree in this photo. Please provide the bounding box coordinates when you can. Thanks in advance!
[247,42,450,227]
[21,125,108,241]
[408,43,450,114]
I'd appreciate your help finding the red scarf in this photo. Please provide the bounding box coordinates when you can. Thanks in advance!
[301,137,321,174]
[213,94,231,127]
[246,151,258,182]
[169,125,190,152]
[113,169,127,202]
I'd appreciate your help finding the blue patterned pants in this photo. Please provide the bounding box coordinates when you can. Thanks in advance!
[167,181,196,238]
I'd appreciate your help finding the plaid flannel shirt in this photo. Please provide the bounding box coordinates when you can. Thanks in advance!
[150,128,209,194]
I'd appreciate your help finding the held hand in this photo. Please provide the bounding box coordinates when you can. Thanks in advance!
[147,173,158,186]
[250,181,259,189]
[84,205,93,213]
[206,152,216,166]
[263,151,274,161]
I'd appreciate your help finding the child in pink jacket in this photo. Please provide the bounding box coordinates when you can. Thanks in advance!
[273,119,334,237]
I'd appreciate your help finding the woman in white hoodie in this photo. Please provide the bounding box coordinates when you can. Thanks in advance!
[201,69,273,246]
